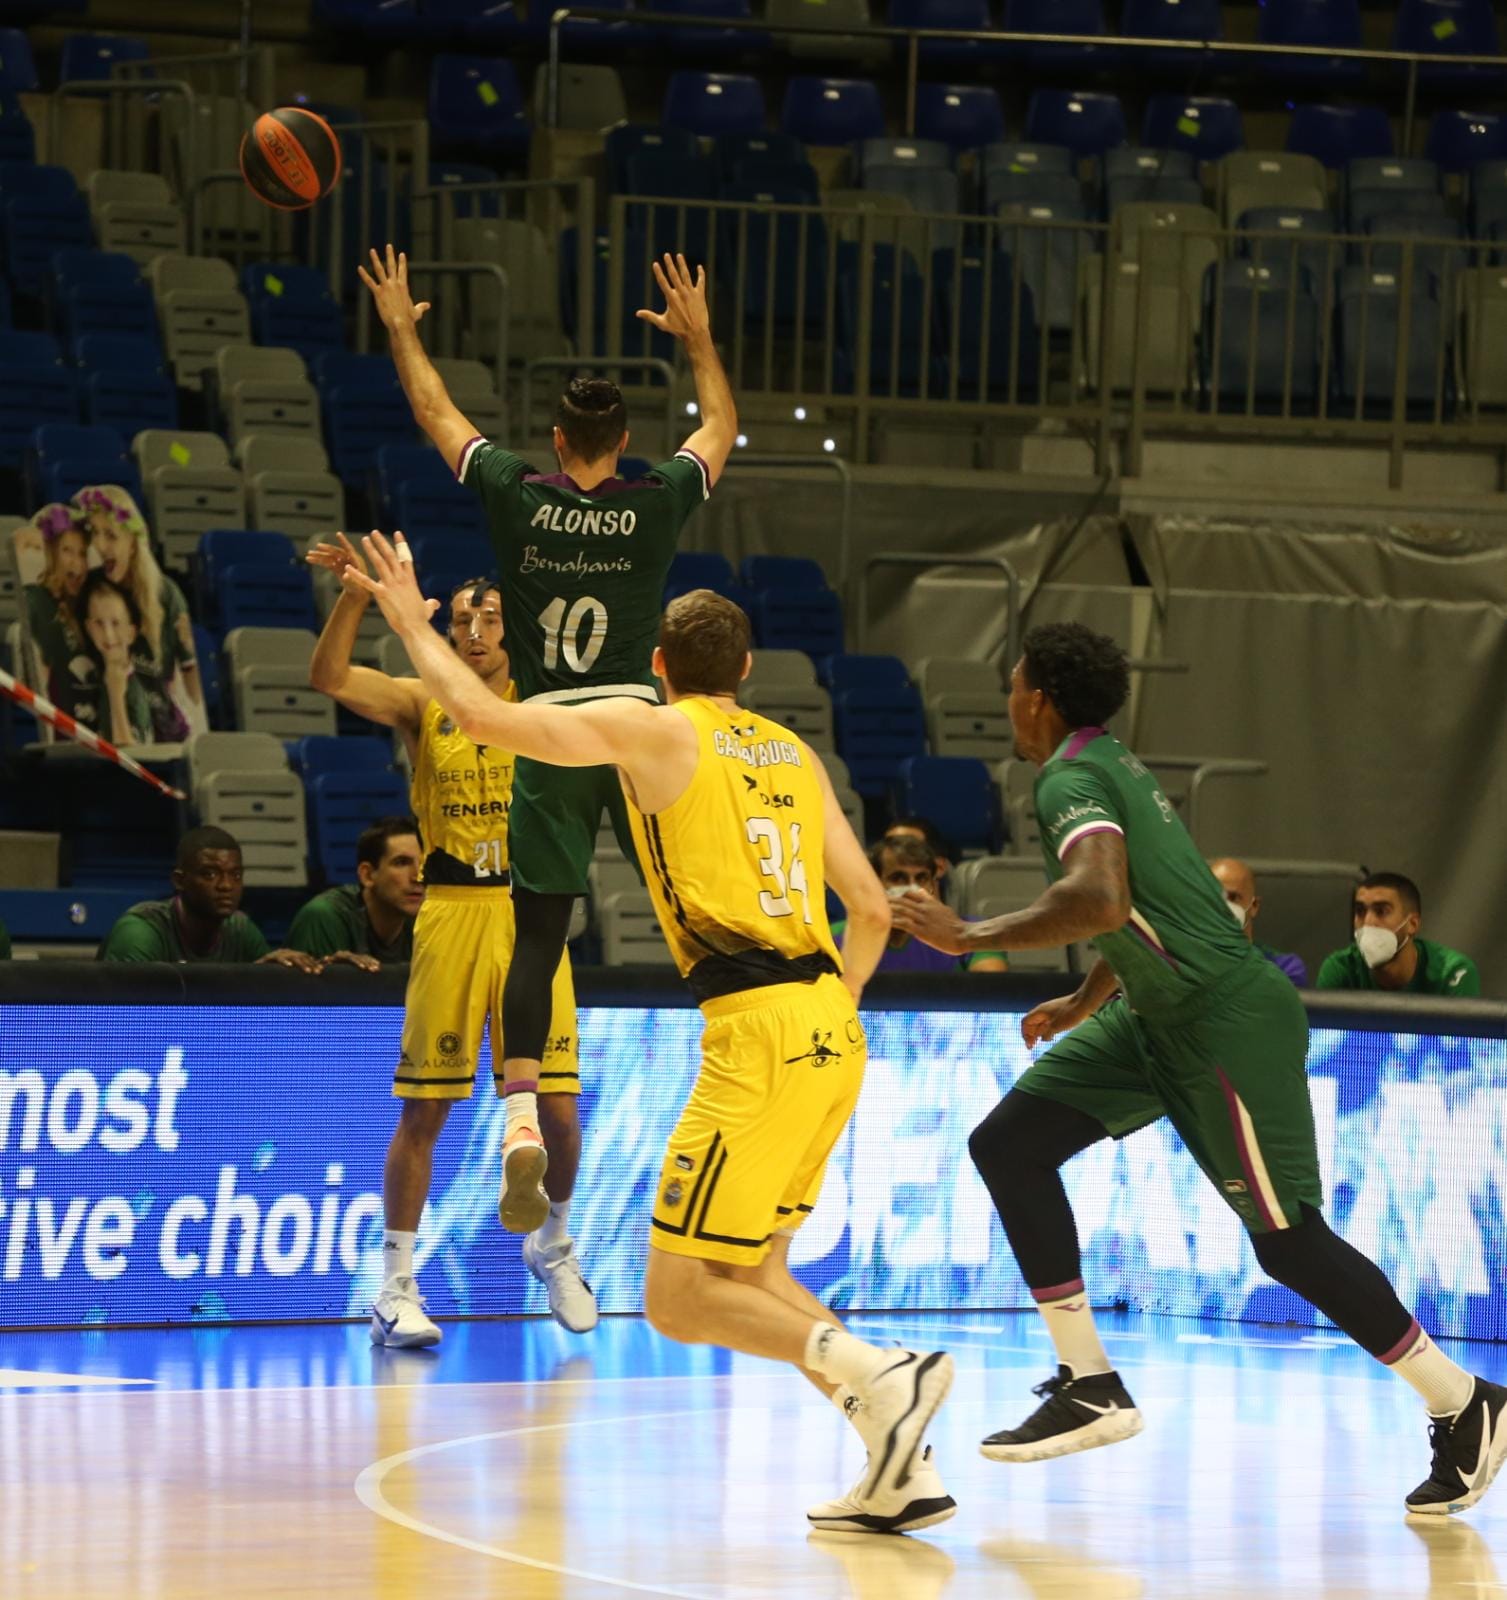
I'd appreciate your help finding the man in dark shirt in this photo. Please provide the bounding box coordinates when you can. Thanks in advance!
[98,826,320,970]
[287,816,424,967]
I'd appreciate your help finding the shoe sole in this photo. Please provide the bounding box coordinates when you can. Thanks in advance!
[980,1406,1144,1463]
[1405,1397,1507,1516]
[498,1143,550,1233]
[808,1495,957,1535]
[862,1353,955,1501]
[369,1321,441,1350]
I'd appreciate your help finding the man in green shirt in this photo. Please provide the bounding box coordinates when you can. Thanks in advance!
[359,242,737,1220]
[1316,873,1480,998]
[893,622,1506,1517]
[98,826,320,970]
[287,816,424,966]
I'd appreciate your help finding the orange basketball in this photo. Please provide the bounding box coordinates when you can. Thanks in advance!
[239,106,342,212]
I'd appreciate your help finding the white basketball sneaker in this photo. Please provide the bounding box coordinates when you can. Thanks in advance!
[808,1444,957,1534]
[370,1275,442,1349]
[850,1349,955,1501]
[522,1232,599,1333]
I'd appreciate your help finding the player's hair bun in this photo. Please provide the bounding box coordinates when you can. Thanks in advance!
[563,376,624,414]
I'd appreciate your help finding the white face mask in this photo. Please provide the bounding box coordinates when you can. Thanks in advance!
[1226,898,1248,929]
[1355,923,1409,968]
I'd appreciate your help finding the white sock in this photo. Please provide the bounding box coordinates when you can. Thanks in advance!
[1036,1286,1113,1378]
[382,1229,416,1284]
[534,1199,570,1248]
[830,1383,870,1434]
[1388,1325,1474,1416]
[504,1090,539,1136]
[805,1324,887,1389]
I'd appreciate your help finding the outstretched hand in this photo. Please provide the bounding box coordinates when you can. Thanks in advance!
[889,890,973,957]
[357,245,431,333]
[636,252,710,345]
[306,532,368,579]
[341,530,440,636]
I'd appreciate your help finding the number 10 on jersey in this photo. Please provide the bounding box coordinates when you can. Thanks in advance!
[747,817,812,923]
[539,594,607,675]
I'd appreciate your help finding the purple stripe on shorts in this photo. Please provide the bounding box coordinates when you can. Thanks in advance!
[1215,1066,1282,1232]
[1126,916,1180,972]
[1379,1318,1424,1366]
[1061,726,1108,761]
[1031,1278,1086,1303]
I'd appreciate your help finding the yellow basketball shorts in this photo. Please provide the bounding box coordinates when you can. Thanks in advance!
[395,885,579,1100]
[650,973,868,1267]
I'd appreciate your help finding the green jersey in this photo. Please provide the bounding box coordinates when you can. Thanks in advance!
[286,884,414,964]
[97,898,270,963]
[461,439,710,704]
[1035,728,1256,1022]
[1315,937,1480,997]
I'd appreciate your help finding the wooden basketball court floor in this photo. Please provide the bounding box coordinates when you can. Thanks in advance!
[3,1309,1504,1600]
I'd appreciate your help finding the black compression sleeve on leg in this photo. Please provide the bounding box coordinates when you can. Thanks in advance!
[500,889,577,1064]
[1249,1205,1416,1359]
[968,1088,1109,1293]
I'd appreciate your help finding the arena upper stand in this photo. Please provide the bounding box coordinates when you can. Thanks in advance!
[0,0,1502,986]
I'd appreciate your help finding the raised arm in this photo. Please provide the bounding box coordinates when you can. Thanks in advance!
[807,746,890,1002]
[359,245,479,474]
[636,254,737,488]
[307,533,427,751]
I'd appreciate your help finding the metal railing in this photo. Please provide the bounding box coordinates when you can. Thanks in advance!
[547,11,1505,152]
[521,357,680,458]
[1141,755,1268,846]
[725,453,854,596]
[859,552,1021,670]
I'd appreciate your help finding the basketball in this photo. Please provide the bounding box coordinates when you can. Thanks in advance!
[239,106,342,211]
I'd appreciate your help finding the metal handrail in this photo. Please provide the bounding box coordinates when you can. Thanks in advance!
[547,9,1503,145]
[521,357,679,457]
[722,454,854,596]
[405,261,512,375]
[48,78,198,189]
[858,552,1021,673]
[1141,754,1268,845]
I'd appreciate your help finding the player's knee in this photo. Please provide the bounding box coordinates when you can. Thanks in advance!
[643,1254,700,1342]
[397,1098,450,1146]
[537,1094,578,1138]
[968,1091,1031,1177]
[1249,1206,1329,1290]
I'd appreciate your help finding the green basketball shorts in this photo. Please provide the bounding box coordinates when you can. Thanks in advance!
[508,757,641,897]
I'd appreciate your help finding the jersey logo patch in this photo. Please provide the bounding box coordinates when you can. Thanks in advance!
[786,1030,843,1067]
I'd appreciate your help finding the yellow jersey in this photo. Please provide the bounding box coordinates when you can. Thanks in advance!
[626,696,842,1003]
[410,691,517,886]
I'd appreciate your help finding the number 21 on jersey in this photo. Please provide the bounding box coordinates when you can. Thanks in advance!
[747,817,812,923]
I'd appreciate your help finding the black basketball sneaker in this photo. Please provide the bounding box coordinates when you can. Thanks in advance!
[980,1365,1144,1463]
[1406,1377,1507,1516]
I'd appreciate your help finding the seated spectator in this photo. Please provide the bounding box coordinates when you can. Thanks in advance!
[1317,872,1479,997]
[885,814,954,888]
[835,833,1007,974]
[1209,856,1308,986]
[287,816,424,966]
[98,826,319,969]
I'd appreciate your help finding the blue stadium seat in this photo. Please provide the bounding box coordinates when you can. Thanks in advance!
[863,164,962,246]
[655,0,768,61]
[1392,0,1503,89]
[748,586,845,657]
[1104,149,1203,215]
[718,181,827,332]
[725,161,819,198]
[1200,259,1321,412]
[0,166,94,295]
[665,550,736,600]
[858,137,952,175]
[1236,206,1342,289]
[313,351,399,390]
[1348,186,1447,236]
[76,335,176,431]
[314,0,421,32]
[242,262,345,360]
[54,257,157,350]
[895,755,997,851]
[309,771,413,885]
[418,0,527,44]
[1257,0,1364,84]
[741,554,827,589]
[934,248,1042,402]
[1002,0,1109,71]
[219,565,319,635]
[622,151,717,262]
[1121,0,1224,72]
[0,332,75,469]
[522,0,643,51]
[195,529,300,627]
[714,131,805,181]
[314,355,414,488]
[0,28,39,93]
[1337,267,1450,415]
[404,527,491,575]
[915,84,1004,153]
[558,225,678,363]
[24,421,135,510]
[889,0,1010,65]
[427,55,530,161]
[821,652,910,693]
[1024,91,1127,162]
[980,142,1076,213]
[1143,95,1244,161]
[191,622,227,727]
[605,124,701,193]
[1345,157,1441,231]
[835,242,931,397]
[782,78,885,147]
[0,100,35,163]
[424,161,503,218]
[58,33,152,83]
[833,683,927,798]
[987,170,1083,211]
[371,442,487,536]
[74,331,164,371]
[1426,110,1507,174]
[993,198,1092,334]
[287,734,396,778]
[1471,162,1507,239]
[1363,212,1466,288]
[662,70,766,136]
[1286,103,1393,168]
